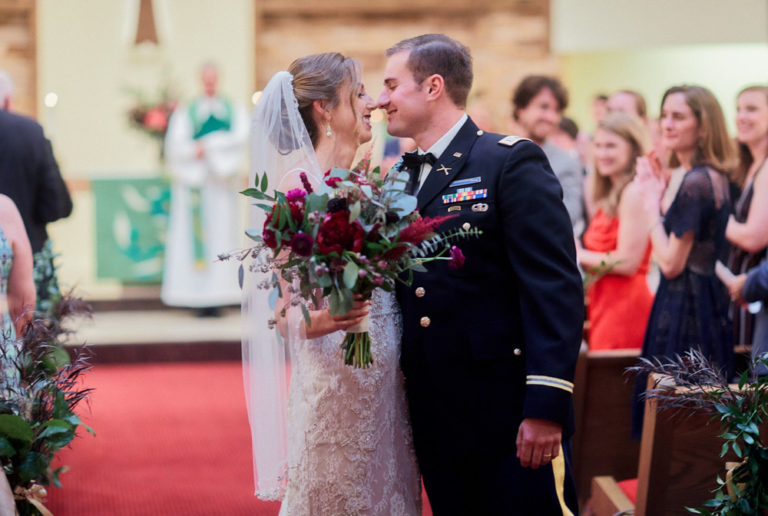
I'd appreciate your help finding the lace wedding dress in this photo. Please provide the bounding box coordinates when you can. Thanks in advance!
[279,290,421,516]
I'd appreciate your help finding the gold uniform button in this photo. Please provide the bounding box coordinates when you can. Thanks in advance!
[415,287,425,298]
[462,222,471,231]
[420,316,431,328]
[513,348,522,356]
[477,130,484,136]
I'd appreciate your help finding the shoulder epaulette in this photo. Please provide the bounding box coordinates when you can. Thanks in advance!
[498,135,531,147]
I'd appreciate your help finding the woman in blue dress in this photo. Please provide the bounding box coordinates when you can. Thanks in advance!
[632,85,736,438]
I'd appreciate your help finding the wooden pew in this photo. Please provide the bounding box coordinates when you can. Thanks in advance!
[588,375,728,516]
[572,345,641,503]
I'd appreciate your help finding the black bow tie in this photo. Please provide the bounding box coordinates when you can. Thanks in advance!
[401,151,436,170]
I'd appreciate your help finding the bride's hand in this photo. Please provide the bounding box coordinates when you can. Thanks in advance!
[305,298,371,339]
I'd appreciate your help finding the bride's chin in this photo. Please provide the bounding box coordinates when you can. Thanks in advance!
[358,130,373,145]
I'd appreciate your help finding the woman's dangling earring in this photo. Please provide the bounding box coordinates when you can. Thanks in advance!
[326,124,332,137]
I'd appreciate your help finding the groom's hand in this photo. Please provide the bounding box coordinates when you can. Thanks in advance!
[516,418,562,469]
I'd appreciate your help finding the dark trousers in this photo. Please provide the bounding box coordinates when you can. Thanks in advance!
[419,441,579,516]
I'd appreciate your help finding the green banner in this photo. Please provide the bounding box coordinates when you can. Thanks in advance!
[92,177,170,282]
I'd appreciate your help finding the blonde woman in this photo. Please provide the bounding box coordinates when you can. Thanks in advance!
[576,113,653,350]
[726,86,768,357]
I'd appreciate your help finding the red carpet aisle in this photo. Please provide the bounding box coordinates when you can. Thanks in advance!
[45,362,432,515]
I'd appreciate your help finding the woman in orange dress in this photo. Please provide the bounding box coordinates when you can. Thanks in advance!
[576,113,653,350]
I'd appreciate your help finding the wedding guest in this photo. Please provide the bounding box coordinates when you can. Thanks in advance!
[162,62,248,316]
[727,261,768,372]
[592,94,609,125]
[0,70,72,308]
[607,89,648,123]
[632,85,736,438]
[512,76,585,235]
[726,85,768,366]
[576,113,653,350]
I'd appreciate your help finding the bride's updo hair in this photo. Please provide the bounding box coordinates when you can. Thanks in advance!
[289,53,361,146]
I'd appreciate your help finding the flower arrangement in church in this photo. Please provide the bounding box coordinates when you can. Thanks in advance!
[227,154,478,368]
[125,84,178,152]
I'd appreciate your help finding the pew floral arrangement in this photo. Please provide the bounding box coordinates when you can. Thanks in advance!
[630,350,768,515]
[0,294,94,516]
[226,156,479,368]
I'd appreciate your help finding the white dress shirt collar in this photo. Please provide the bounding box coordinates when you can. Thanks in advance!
[416,113,468,190]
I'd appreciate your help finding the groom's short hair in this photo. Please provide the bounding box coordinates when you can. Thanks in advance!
[386,34,473,109]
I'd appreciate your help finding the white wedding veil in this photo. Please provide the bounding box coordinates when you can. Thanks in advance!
[242,70,321,500]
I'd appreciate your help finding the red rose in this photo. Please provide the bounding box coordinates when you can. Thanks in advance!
[316,210,364,255]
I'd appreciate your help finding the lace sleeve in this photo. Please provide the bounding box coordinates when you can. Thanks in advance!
[665,167,712,240]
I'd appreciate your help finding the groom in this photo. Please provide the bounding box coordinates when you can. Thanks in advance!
[381,35,584,514]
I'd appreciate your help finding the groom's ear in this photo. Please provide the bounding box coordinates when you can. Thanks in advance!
[424,74,445,102]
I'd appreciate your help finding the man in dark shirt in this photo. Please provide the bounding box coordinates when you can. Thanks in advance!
[0,71,73,306]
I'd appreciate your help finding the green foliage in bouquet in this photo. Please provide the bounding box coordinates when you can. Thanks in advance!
[630,350,768,515]
[227,159,480,367]
[0,295,94,516]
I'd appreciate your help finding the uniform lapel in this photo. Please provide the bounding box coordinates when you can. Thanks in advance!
[417,118,480,209]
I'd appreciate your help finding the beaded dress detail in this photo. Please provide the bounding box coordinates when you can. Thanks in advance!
[279,289,421,516]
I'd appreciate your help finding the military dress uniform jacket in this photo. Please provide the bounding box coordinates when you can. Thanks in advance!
[396,117,584,459]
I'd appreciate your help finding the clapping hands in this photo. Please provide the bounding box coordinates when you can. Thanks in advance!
[634,151,666,221]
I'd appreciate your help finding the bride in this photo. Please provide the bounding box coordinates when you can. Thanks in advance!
[243,53,421,515]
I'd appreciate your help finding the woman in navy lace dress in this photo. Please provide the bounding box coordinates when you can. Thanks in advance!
[631,85,736,438]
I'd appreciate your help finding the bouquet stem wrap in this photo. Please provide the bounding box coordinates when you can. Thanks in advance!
[341,313,372,368]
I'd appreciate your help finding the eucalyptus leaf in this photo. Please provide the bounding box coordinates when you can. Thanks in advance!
[339,287,354,315]
[317,273,332,288]
[307,193,329,213]
[411,262,427,273]
[343,261,359,289]
[329,288,341,315]
[245,229,262,242]
[330,168,350,180]
[349,201,361,223]
[389,194,417,217]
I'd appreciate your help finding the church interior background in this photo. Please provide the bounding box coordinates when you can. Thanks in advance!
[1,0,767,301]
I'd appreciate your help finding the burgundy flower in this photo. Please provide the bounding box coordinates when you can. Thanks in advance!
[289,233,314,257]
[300,172,314,194]
[316,210,365,255]
[399,215,457,245]
[288,202,305,225]
[262,213,278,249]
[325,176,343,188]
[327,197,348,213]
[285,188,306,203]
[448,246,465,270]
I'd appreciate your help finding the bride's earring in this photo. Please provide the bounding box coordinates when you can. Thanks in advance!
[326,124,332,137]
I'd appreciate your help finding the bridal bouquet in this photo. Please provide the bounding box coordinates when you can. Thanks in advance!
[232,156,478,368]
